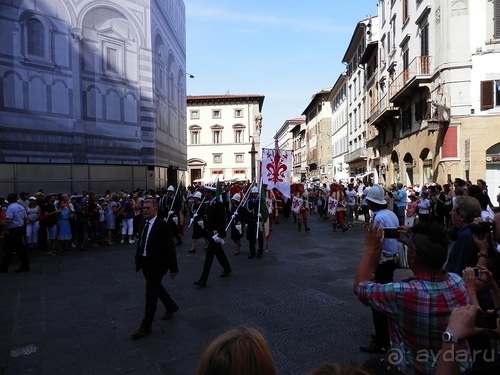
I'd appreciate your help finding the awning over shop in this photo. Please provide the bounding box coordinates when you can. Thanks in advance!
[233,173,247,181]
[223,174,247,182]
[210,174,224,182]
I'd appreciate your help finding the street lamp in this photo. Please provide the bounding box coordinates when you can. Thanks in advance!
[186,73,194,78]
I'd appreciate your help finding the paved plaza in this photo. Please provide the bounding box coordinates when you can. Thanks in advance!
[0,213,411,375]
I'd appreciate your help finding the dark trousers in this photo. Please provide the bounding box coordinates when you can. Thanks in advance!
[140,259,177,329]
[167,219,182,244]
[0,226,29,270]
[371,260,397,348]
[247,222,263,255]
[76,221,88,247]
[199,238,231,282]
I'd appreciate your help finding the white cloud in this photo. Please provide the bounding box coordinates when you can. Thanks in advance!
[187,4,350,35]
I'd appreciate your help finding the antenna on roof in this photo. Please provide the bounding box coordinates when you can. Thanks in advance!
[225,89,230,95]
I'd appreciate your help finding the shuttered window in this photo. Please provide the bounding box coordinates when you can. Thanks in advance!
[441,125,458,159]
[495,1,500,39]
[480,80,494,111]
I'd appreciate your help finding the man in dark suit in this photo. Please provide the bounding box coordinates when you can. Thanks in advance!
[194,186,231,287]
[132,199,178,340]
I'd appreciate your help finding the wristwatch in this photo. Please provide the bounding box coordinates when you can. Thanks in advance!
[442,331,461,344]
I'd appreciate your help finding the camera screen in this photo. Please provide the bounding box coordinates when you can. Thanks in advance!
[383,228,399,239]
[475,312,498,329]
[472,267,480,278]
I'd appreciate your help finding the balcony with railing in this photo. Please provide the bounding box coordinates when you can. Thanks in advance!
[389,56,431,103]
[344,145,367,163]
[307,148,318,165]
[367,92,399,126]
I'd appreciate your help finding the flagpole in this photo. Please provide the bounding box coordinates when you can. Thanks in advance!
[166,183,181,222]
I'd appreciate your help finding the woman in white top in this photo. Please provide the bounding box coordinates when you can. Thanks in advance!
[416,191,432,221]
[25,197,41,249]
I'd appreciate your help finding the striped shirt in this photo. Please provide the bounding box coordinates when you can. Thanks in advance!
[357,271,471,375]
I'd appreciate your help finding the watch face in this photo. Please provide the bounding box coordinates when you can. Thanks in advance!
[442,331,457,343]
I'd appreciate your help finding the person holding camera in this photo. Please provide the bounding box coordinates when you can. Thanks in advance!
[356,184,399,354]
[445,196,500,362]
[445,197,491,306]
[436,304,500,375]
[354,220,471,374]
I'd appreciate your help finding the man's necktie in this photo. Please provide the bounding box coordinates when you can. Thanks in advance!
[140,220,150,255]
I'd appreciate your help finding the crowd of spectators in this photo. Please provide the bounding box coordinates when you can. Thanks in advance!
[1,176,500,374]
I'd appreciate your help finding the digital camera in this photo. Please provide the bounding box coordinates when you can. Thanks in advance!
[469,221,494,236]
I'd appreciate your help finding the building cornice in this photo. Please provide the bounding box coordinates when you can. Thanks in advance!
[187,94,265,112]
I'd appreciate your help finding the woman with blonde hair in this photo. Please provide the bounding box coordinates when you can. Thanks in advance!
[196,327,276,375]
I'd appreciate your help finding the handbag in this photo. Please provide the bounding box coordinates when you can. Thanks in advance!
[116,207,126,220]
[394,243,409,269]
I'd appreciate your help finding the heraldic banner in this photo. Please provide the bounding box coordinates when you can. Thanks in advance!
[261,148,292,198]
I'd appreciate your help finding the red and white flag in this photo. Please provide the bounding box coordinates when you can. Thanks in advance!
[328,197,338,215]
[261,143,292,198]
[291,196,303,213]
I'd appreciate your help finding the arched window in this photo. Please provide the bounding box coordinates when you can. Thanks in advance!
[21,13,53,64]
[27,18,45,57]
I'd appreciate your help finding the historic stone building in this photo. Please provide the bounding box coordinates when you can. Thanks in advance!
[341,17,377,179]
[275,118,304,183]
[328,74,349,182]
[290,118,307,183]
[367,0,500,202]
[302,89,332,183]
[186,94,264,186]
[0,0,187,194]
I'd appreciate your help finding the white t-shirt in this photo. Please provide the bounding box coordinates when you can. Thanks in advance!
[346,189,358,205]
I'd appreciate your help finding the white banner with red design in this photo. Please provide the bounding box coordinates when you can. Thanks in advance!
[261,148,292,198]
[266,198,274,214]
[291,196,303,213]
[328,197,338,215]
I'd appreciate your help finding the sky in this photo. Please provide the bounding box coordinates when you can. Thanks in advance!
[185,1,378,149]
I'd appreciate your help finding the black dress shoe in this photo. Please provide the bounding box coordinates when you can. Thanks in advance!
[305,227,311,232]
[360,337,387,353]
[256,253,263,258]
[161,305,179,320]
[220,271,232,277]
[248,254,256,259]
[14,267,30,273]
[131,327,152,340]
[194,280,206,288]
